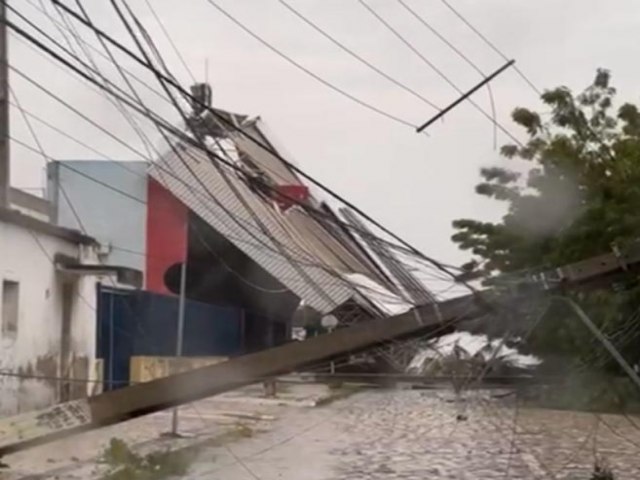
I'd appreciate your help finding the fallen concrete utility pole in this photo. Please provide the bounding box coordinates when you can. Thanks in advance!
[0,296,474,456]
[1,241,639,456]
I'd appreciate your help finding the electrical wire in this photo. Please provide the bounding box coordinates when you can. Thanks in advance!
[28,0,396,318]
[4,117,157,372]
[2,184,149,372]
[141,0,196,84]
[8,7,444,279]
[7,90,160,384]
[357,0,522,147]
[7,44,304,266]
[6,110,427,299]
[108,242,437,309]
[46,0,477,296]
[468,392,560,479]
[596,414,640,450]
[114,0,339,311]
[0,5,510,404]
[7,1,496,330]
[87,0,442,315]
[203,0,418,129]
[9,86,88,233]
[189,386,367,479]
[62,0,158,162]
[7,99,126,161]
[189,224,290,294]
[14,0,169,163]
[189,303,482,479]
[8,131,365,277]
[9,134,145,203]
[6,55,344,274]
[276,0,440,111]
[438,0,542,96]
[394,0,498,147]
[22,0,173,106]
[8,30,158,162]
[9,147,329,299]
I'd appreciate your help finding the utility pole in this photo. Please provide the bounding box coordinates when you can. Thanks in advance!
[0,1,10,208]
[170,259,188,436]
[4,243,640,455]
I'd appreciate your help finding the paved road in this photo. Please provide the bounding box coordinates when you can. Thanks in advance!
[4,386,639,479]
[189,389,640,480]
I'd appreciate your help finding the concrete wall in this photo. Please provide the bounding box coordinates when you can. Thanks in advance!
[0,221,101,415]
[9,188,51,222]
[129,356,227,384]
[47,161,148,273]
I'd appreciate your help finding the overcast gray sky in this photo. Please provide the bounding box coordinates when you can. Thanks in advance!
[8,0,640,271]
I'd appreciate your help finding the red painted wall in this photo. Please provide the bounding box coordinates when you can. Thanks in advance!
[146,178,188,295]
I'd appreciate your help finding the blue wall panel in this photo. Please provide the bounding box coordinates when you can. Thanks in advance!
[98,286,243,390]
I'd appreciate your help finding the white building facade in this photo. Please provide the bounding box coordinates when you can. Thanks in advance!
[0,207,104,415]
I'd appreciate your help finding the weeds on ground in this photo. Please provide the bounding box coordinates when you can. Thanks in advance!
[234,423,254,438]
[100,424,255,480]
[591,460,615,480]
[316,384,362,406]
[101,438,199,480]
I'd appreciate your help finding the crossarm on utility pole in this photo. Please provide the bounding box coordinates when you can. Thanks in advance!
[416,59,515,133]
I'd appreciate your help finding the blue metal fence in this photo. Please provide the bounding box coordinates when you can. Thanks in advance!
[97,285,244,390]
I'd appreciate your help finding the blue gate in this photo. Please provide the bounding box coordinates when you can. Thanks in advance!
[97,285,244,390]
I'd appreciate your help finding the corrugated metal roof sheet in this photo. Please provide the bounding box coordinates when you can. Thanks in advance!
[340,208,436,305]
[149,143,357,314]
[286,207,376,275]
[229,123,302,187]
[227,120,394,286]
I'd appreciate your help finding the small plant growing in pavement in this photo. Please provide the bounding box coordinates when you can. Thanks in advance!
[234,423,254,438]
[101,437,199,480]
[100,426,257,480]
[591,459,615,480]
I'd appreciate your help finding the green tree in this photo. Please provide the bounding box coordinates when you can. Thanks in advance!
[451,70,640,388]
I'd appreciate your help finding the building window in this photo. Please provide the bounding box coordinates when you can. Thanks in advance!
[2,280,19,336]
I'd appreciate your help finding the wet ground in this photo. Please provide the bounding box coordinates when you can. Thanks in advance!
[3,385,639,479]
[189,389,640,480]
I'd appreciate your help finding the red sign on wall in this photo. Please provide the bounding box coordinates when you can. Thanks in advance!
[145,178,188,295]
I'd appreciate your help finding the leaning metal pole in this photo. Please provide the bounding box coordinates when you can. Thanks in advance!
[170,259,188,436]
[555,296,640,392]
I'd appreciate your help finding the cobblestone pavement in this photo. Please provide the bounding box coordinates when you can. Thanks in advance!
[3,386,639,479]
[191,389,640,480]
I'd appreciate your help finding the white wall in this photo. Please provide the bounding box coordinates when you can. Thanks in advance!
[0,221,101,415]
